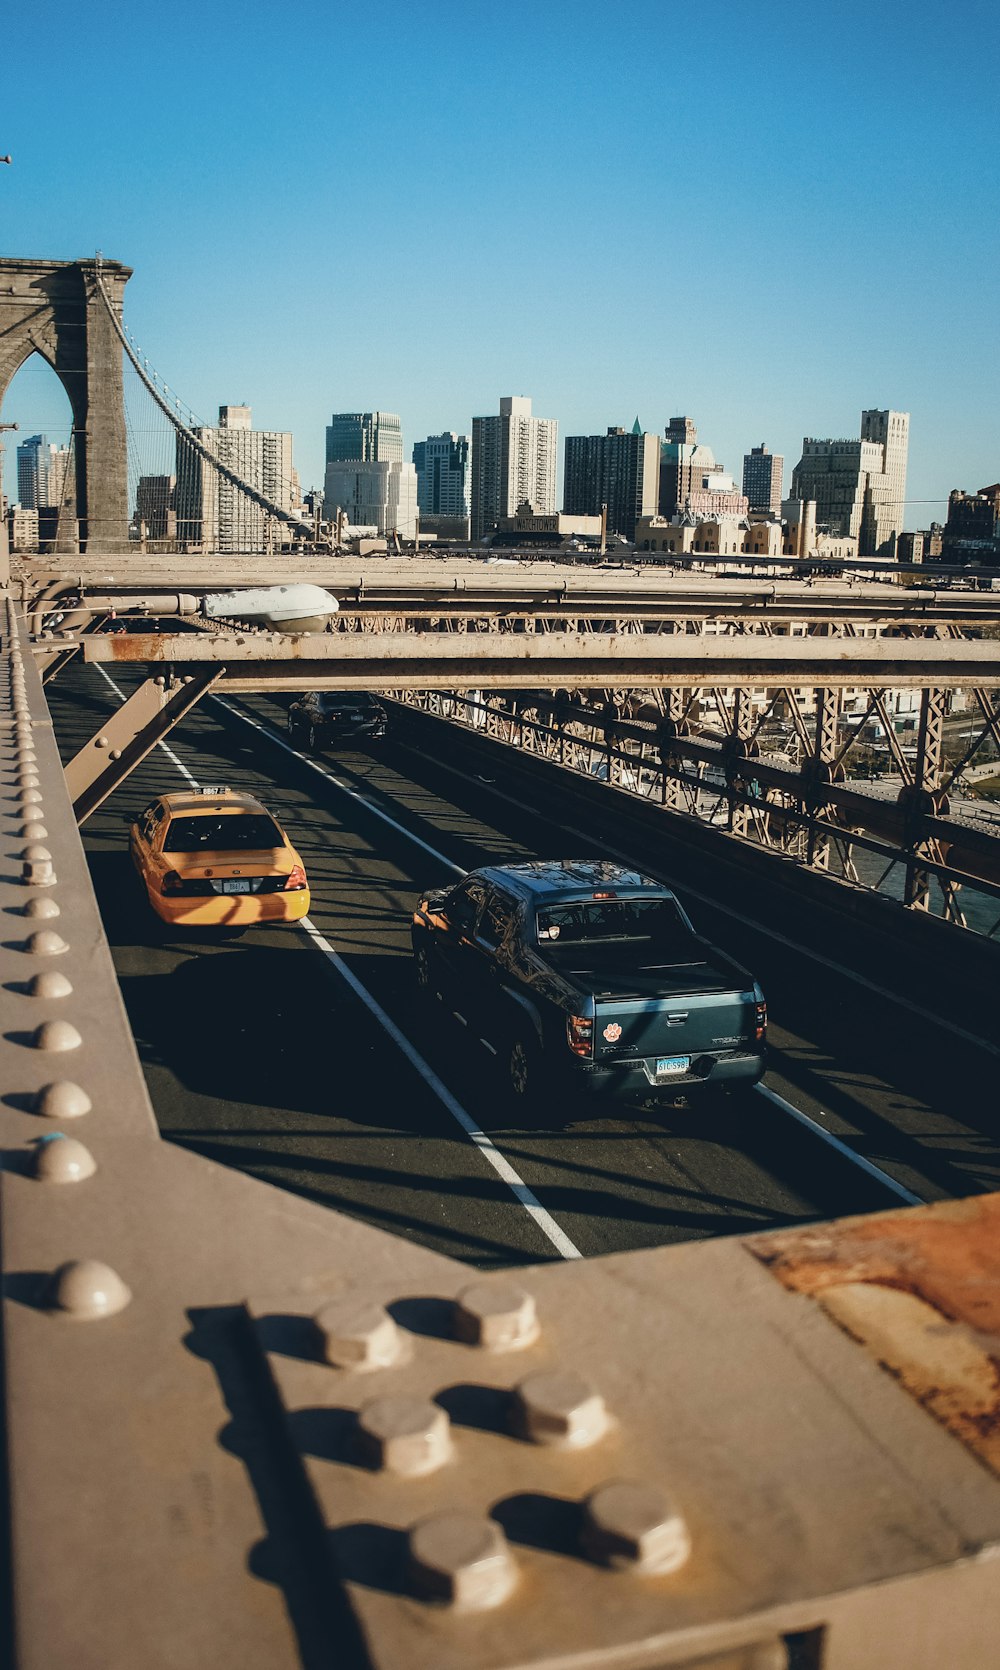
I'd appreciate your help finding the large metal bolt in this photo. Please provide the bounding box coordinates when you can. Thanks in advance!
[408,1513,517,1610]
[22,896,60,920]
[28,971,73,999]
[453,1280,539,1351]
[356,1396,452,1477]
[25,930,68,955]
[21,821,48,841]
[34,1134,97,1184]
[580,1481,691,1575]
[512,1369,609,1448]
[31,1019,82,1052]
[36,1081,91,1119]
[312,1296,401,1370]
[50,1259,130,1319]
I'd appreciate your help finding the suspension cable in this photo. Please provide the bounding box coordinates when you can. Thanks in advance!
[92,256,315,538]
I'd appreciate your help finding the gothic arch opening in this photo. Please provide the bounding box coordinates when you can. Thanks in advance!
[0,258,132,551]
[2,353,78,554]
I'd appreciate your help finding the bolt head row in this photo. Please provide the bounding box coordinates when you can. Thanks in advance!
[404,1481,690,1612]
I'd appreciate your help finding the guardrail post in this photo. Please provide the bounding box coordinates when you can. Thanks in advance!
[806,686,841,870]
[904,686,948,911]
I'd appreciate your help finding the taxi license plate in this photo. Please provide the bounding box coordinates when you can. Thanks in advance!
[222,879,251,894]
[656,1056,689,1077]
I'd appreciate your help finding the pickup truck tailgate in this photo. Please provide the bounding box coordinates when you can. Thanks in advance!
[594,988,754,1061]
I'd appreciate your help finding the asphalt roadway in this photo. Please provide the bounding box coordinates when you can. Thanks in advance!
[47,665,1000,1269]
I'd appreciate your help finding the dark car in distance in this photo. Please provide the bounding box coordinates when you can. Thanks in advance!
[411,860,766,1110]
[287,691,388,750]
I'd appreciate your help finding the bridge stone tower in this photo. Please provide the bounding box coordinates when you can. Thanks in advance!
[0,257,132,552]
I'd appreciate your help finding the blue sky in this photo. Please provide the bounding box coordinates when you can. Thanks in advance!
[2,0,998,518]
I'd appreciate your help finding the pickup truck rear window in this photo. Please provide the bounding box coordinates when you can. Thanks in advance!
[536,898,697,959]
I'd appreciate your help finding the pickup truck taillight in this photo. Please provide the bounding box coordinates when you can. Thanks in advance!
[754,1001,767,1042]
[566,1014,594,1058]
[284,865,308,892]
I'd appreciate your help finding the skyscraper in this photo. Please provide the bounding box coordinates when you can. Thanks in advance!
[471,396,558,542]
[17,435,48,509]
[658,418,746,518]
[790,409,909,557]
[326,412,403,466]
[412,432,471,519]
[323,459,418,540]
[134,475,177,542]
[563,422,660,540]
[175,405,295,551]
[742,444,783,515]
[324,410,417,539]
[16,434,70,510]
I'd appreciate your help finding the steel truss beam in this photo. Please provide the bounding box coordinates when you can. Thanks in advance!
[65,667,224,823]
[400,691,1000,915]
[16,555,1000,627]
[42,629,1000,688]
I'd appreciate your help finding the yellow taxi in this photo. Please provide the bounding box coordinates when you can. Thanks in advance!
[129,787,310,926]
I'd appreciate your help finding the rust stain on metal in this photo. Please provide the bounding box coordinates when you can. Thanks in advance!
[748,1196,1000,1474]
[109,633,166,661]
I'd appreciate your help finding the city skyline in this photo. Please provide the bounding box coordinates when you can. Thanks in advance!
[0,0,997,517]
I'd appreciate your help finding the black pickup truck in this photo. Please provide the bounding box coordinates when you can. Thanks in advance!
[411,860,766,1108]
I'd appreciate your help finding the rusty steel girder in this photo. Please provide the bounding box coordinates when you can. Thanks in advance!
[39,627,1000,689]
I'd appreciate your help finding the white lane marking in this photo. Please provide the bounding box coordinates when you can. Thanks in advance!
[300,918,582,1261]
[95,665,199,787]
[400,738,1000,1063]
[754,1084,925,1205]
[212,697,464,876]
[216,696,955,1201]
[92,672,580,1261]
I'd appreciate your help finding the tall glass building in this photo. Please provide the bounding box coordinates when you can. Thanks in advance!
[326,412,403,466]
[412,432,471,518]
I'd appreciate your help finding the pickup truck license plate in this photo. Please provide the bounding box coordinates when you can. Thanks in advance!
[656,1055,689,1077]
[222,879,251,894]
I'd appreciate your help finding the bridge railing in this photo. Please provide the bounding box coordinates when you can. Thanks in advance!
[391,688,1000,934]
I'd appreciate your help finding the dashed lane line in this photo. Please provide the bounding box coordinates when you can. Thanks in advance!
[755,1085,923,1206]
[213,697,464,876]
[299,918,582,1260]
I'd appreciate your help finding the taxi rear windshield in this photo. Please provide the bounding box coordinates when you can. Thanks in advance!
[535,897,695,953]
[162,814,283,852]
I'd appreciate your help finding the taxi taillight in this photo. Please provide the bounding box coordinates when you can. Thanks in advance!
[284,865,308,892]
[754,1001,767,1041]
